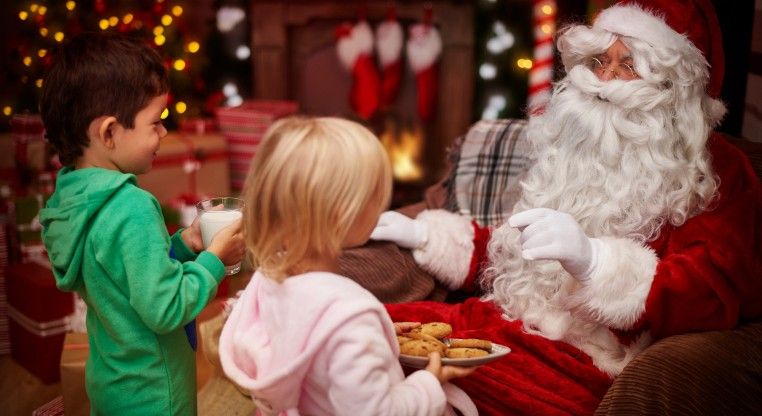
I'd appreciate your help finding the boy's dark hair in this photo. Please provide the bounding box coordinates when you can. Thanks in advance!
[41,32,169,165]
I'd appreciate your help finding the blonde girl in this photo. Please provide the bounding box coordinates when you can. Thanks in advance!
[219,117,477,416]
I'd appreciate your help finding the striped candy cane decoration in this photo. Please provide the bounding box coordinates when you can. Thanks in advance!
[527,0,557,113]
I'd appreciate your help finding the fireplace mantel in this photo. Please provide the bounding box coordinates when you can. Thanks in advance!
[250,1,474,183]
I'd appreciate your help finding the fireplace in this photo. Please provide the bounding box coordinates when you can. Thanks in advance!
[250,1,474,205]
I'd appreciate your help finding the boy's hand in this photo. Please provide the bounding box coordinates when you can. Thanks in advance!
[424,351,478,384]
[181,216,205,253]
[207,219,246,267]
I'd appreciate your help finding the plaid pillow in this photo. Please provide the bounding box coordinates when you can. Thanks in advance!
[444,119,533,227]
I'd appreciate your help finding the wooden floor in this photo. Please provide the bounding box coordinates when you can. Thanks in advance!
[0,276,250,415]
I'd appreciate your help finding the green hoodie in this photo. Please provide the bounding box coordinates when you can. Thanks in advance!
[40,167,225,415]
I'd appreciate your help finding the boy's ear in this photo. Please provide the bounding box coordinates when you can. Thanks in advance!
[95,116,119,149]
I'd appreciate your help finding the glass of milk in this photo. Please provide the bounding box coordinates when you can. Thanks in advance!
[196,197,244,275]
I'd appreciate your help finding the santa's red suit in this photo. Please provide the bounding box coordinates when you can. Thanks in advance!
[379,1,762,415]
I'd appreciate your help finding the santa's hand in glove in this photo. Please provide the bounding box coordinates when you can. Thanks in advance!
[370,211,428,249]
[509,208,606,281]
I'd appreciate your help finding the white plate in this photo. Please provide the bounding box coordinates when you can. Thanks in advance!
[398,339,511,369]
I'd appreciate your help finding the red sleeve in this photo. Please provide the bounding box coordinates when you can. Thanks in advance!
[639,135,762,340]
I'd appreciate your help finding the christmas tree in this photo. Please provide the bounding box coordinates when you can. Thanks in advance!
[1,0,214,131]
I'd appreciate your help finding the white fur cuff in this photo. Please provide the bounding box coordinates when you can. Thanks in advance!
[568,236,657,330]
[412,210,474,290]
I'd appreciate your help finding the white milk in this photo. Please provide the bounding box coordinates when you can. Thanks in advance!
[199,210,242,248]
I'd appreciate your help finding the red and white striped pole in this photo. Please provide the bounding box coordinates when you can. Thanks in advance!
[527,0,557,113]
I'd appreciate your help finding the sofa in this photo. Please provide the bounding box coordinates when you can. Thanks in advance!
[337,118,762,414]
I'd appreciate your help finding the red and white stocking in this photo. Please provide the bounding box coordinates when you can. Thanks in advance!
[336,21,381,120]
[406,23,442,122]
[375,14,404,108]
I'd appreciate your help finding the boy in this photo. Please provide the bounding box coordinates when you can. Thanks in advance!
[39,32,245,415]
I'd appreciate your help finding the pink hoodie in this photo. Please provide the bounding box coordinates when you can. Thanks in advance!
[219,271,476,416]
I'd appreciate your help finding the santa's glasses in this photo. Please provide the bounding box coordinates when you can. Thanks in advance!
[588,55,638,80]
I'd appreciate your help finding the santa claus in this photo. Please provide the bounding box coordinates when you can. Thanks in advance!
[372,0,762,414]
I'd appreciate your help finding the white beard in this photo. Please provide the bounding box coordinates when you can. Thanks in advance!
[482,65,717,343]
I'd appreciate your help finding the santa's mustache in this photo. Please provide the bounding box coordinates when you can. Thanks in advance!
[561,65,672,112]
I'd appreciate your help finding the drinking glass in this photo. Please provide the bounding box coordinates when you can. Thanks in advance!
[196,197,244,275]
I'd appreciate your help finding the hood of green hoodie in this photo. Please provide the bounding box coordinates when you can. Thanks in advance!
[40,167,136,291]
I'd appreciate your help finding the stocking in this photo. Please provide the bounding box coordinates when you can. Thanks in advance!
[407,23,442,122]
[375,14,404,108]
[336,21,381,120]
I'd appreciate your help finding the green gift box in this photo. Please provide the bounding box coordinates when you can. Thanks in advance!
[15,194,47,245]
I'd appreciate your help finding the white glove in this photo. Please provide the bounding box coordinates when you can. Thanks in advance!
[508,208,602,281]
[369,210,428,249]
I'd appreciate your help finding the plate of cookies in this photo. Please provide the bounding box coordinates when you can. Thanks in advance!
[396,322,511,368]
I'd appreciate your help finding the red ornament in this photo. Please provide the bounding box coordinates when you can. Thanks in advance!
[94,0,107,14]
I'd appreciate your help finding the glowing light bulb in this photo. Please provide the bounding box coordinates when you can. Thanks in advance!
[99,19,109,30]
[155,35,166,46]
[2,106,12,116]
[19,11,29,20]
[479,63,497,80]
[172,6,183,17]
[38,49,47,58]
[173,59,186,71]
[175,102,187,114]
[187,41,200,53]
[153,26,164,36]
[23,56,32,66]
[542,5,554,15]
[54,32,65,42]
[36,79,43,88]
[66,1,76,11]
[517,58,533,69]
[123,14,133,24]
[161,15,173,26]
[39,27,48,37]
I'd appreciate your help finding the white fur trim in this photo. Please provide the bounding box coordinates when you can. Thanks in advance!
[567,236,658,330]
[375,20,403,68]
[336,21,374,70]
[412,209,474,290]
[594,4,693,53]
[568,327,652,376]
[406,24,442,73]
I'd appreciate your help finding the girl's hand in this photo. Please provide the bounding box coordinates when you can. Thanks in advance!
[394,322,421,335]
[424,351,478,384]
[207,219,246,267]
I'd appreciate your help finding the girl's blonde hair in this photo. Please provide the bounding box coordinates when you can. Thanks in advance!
[242,116,392,281]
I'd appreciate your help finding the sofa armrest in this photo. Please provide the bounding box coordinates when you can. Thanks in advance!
[596,320,762,415]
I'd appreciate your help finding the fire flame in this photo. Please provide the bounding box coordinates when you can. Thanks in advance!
[380,122,424,182]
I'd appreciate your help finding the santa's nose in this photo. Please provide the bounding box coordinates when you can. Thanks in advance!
[597,66,618,81]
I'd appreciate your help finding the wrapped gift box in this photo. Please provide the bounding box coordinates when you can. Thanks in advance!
[0,113,50,172]
[215,100,299,189]
[7,261,74,384]
[60,332,90,416]
[0,133,48,173]
[9,193,50,264]
[138,132,230,203]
